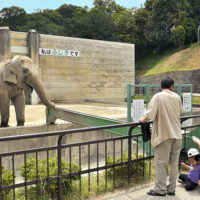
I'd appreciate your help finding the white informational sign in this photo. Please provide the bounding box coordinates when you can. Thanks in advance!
[182,93,192,127]
[183,93,192,112]
[132,99,144,122]
[39,48,80,57]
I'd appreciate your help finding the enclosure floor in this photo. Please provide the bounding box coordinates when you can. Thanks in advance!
[9,102,127,126]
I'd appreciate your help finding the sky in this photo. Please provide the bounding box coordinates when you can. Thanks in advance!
[0,0,146,13]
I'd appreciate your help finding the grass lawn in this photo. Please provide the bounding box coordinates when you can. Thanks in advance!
[136,43,200,77]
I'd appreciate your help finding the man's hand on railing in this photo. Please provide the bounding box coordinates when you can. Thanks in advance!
[139,117,150,124]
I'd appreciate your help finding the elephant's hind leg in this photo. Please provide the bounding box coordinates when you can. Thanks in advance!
[12,93,25,126]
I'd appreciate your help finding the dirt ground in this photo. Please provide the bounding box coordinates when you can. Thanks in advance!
[9,102,128,126]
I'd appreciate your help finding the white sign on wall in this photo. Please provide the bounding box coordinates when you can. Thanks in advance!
[182,93,192,127]
[132,99,144,122]
[183,93,192,112]
[39,48,80,57]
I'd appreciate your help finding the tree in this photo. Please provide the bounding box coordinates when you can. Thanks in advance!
[25,10,63,35]
[63,8,117,41]
[133,8,150,58]
[170,25,186,48]
[93,0,123,13]
[188,0,200,28]
[173,0,196,44]
[144,0,154,11]
[144,0,179,54]
[0,6,27,30]
[57,4,85,18]
[112,8,137,43]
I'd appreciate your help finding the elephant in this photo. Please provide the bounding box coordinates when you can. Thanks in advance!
[0,55,55,127]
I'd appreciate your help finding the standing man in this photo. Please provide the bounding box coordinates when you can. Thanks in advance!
[140,77,183,196]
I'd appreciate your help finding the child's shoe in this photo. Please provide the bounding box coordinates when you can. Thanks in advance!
[178,179,185,184]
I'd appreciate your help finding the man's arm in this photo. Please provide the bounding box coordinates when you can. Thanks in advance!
[140,117,150,123]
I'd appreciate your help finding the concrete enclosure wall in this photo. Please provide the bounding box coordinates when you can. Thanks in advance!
[0,27,135,103]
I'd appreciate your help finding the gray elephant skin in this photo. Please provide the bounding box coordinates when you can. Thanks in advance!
[0,55,55,127]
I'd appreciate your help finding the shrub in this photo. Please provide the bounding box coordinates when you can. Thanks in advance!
[20,155,79,198]
[1,165,15,198]
[170,25,186,48]
[107,152,148,180]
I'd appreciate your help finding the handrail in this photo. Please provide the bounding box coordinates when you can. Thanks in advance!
[0,114,199,142]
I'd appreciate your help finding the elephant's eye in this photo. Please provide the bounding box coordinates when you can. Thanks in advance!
[22,68,28,73]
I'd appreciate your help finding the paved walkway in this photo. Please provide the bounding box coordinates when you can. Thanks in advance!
[92,181,200,200]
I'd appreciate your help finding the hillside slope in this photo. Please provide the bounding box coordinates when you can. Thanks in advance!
[136,44,200,77]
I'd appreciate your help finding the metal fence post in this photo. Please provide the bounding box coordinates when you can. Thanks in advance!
[177,84,181,97]
[146,85,150,105]
[127,84,132,122]
[128,125,136,184]
[57,135,64,200]
[46,107,56,125]
[190,84,193,114]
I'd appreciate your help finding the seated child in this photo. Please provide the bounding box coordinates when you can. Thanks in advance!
[178,148,200,191]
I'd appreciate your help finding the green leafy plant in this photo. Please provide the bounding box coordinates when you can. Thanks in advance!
[170,25,186,48]
[107,153,148,181]
[20,155,79,199]
[1,165,15,198]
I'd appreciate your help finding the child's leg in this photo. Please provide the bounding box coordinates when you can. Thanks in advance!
[179,174,198,190]
[192,136,200,149]
[178,174,188,183]
[185,179,198,191]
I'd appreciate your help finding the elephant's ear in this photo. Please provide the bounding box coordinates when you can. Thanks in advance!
[2,63,17,84]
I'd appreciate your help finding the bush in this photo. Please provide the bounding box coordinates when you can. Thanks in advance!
[107,153,148,180]
[170,25,186,48]
[20,155,79,198]
[1,165,15,198]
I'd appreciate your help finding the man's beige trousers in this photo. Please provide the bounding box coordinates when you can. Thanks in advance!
[154,138,182,194]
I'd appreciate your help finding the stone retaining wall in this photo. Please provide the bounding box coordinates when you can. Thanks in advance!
[136,70,200,92]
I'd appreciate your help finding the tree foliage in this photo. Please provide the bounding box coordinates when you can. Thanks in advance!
[0,0,199,58]
[170,25,186,48]
[0,6,27,30]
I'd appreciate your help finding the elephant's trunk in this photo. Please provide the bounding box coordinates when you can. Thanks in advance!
[26,75,55,108]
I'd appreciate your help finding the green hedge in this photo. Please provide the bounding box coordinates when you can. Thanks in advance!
[20,155,79,199]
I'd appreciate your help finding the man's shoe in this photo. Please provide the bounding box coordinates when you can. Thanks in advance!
[147,190,166,196]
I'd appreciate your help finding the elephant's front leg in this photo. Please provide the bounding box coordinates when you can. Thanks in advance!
[12,93,25,126]
[0,97,10,127]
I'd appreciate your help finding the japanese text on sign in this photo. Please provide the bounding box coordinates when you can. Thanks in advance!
[132,100,144,122]
[183,93,191,112]
[39,48,80,57]
[182,93,192,127]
